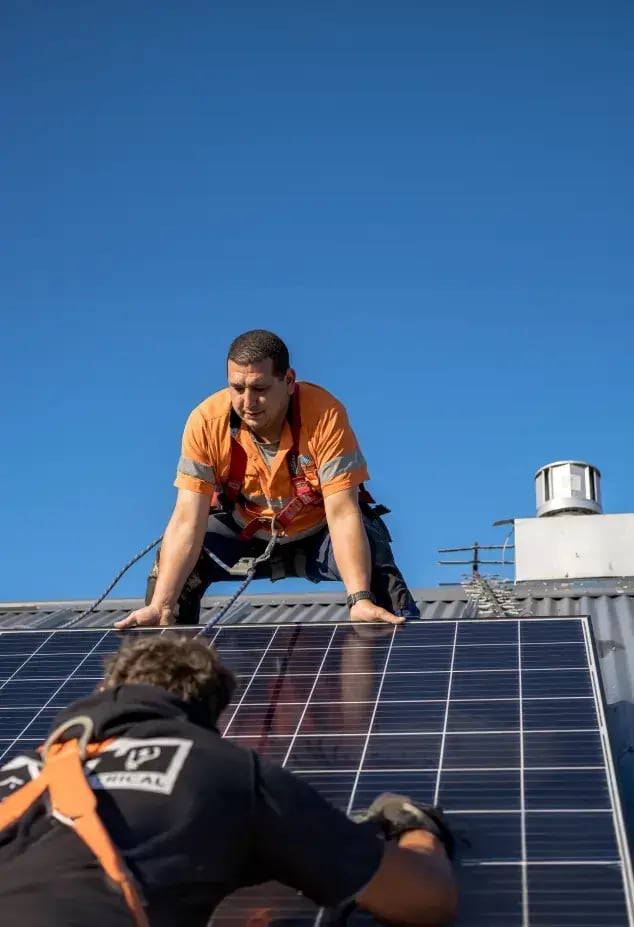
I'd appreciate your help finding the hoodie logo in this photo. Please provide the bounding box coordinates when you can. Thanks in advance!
[0,775,26,792]
[86,737,193,795]
[0,755,41,801]
[125,746,162,771]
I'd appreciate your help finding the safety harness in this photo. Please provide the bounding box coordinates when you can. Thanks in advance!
[214,384,385,541]
[0,717,149,927]
[67,385,391,629]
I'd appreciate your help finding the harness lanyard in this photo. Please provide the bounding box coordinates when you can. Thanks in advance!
[197,523,280,636]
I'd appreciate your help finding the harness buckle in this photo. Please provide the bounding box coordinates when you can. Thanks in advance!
[229,558,256,577]
[230,521,280,576]
[41,715,95,762]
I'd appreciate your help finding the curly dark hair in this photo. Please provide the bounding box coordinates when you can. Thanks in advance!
[227,330,290,377]
[102,633,236,726]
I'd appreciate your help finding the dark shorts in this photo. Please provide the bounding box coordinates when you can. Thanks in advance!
[146,512,420,624]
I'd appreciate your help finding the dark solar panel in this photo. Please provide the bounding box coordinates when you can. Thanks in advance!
[0,618,632,927]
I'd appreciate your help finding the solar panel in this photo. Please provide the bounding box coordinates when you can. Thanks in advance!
[0,618,632,927]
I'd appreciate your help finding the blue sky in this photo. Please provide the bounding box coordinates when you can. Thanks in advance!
[2,1,633,603]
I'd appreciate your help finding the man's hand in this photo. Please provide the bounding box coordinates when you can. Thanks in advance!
[361,793,455,859]
[349,598,404,625]
[114,604,176,630]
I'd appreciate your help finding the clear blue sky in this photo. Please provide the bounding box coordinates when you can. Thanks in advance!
[2,1,632,603]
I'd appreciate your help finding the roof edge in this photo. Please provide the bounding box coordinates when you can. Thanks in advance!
[3,577,634,614]
[0,586,469,611]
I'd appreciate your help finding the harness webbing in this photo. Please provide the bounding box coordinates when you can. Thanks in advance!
[217,385,376,539]
[0,719,150,927]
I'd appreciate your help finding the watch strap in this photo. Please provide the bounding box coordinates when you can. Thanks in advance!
[346,591,376,609]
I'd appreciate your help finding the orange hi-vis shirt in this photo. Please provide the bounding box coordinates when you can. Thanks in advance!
[174,382,370,542]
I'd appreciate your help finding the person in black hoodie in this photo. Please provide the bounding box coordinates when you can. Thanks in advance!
[0,634,456,927]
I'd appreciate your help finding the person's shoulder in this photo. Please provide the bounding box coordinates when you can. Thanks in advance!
[298,381,347,417]
[186,726,258,789]
[187,389,232,429]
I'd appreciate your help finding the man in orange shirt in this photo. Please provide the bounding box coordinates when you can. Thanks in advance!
[116,330,419,629]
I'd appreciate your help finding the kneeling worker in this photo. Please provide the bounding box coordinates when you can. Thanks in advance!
[0,635,456,927]
[116,329,419,630]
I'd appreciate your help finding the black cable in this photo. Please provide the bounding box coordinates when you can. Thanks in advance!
[64,523,279,631]
[64,536,164,628]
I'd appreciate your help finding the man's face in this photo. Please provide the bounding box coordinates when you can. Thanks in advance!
[228,358,295,440]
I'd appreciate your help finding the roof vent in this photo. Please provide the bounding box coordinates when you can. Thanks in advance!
[535,461,602,517]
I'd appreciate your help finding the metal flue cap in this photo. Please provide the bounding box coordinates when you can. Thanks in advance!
[535,461,602,517]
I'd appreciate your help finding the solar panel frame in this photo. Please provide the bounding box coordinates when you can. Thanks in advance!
[0,616,632,927]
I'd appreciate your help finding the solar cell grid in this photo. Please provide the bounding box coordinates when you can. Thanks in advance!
[0,617,632,926]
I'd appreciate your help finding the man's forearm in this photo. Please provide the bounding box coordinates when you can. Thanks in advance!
[327,508,372,594]
[150,514,207,611]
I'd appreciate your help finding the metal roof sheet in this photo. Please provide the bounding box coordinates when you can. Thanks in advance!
[0,588,470,630]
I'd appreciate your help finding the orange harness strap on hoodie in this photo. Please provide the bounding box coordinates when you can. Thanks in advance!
[0,717,150,927]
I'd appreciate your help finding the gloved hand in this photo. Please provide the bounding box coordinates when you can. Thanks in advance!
[321,794,456,927]
[359,792,455,860]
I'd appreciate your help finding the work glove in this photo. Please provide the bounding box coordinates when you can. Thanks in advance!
[358,792,455,860]
[321,794,455,927]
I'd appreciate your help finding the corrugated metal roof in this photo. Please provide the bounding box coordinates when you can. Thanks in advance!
[3,579,634,844]
[0,588,471,630]
[2,579,634,628]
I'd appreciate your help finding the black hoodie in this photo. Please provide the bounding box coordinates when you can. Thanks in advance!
[0,685,382,927]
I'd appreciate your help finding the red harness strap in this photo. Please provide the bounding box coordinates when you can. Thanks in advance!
[0,721,149,927]
[217,385,378,540]
[220,386,321,540]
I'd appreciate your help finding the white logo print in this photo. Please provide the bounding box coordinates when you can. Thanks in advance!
[0,775,24,792]
[0,756,42,800]
[124,746,162,771]
[86,738,192,796]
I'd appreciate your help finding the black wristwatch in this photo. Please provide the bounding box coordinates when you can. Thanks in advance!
[346,590,376,609]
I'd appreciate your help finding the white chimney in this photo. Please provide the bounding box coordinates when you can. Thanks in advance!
[515,462,634,582]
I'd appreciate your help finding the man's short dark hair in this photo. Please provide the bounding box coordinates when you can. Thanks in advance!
[227,330,290,378]
[102,634,236,726]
